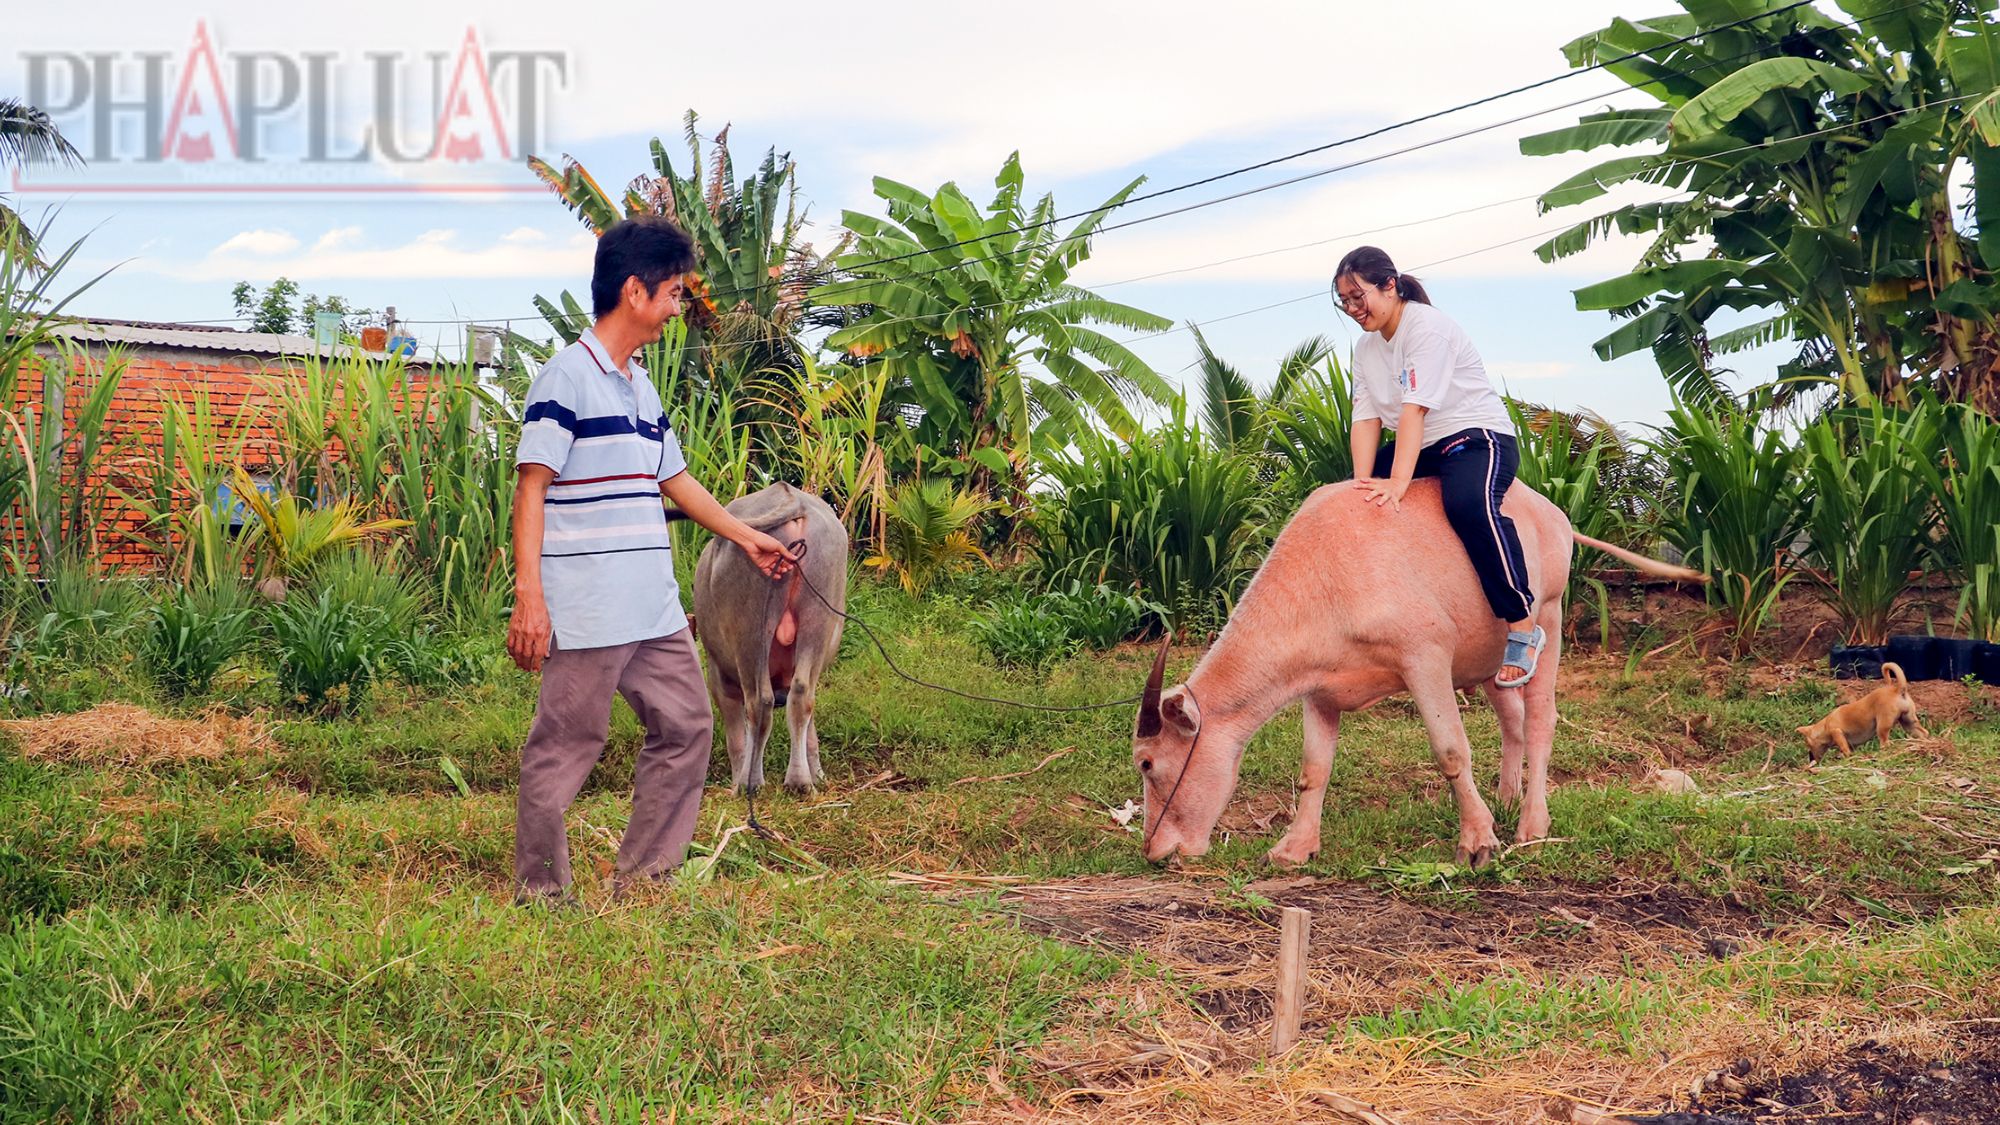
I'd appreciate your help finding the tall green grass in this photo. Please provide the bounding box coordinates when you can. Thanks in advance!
[0,221,115,571]
[1265,355,1358,494]
[140,580,257,698]
[119,390,260,590]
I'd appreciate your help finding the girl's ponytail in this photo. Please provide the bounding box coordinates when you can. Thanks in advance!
[1335,245,1432,306]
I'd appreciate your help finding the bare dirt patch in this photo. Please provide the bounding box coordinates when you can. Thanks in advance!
[1608,1030,2000,1124]
[1003,874,1776,1036]
[1,703,271,767]
[973,875,1991,1124]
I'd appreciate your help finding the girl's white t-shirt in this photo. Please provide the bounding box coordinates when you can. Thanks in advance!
[1351,302,1512,446]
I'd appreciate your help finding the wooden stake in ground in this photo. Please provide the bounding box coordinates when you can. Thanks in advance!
[1271,905,1310,1054]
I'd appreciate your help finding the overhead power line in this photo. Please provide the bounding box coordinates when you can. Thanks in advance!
[176,0,1939,347]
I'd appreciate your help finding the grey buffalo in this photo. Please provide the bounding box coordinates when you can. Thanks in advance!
[691,483,848,795]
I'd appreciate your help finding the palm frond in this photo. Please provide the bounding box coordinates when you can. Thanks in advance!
[0,99,82,168]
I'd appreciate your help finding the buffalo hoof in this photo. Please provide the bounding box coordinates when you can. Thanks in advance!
[1455,843,1499,869]
[1514,811,1551,845]
[1266,839,1319,867]
[783,776,817,797]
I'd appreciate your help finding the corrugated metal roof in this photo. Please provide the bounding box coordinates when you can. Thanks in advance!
[19,318,430,366]
[46,319,332,356]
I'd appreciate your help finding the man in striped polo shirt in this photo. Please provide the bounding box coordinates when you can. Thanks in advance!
[507,216,794,904]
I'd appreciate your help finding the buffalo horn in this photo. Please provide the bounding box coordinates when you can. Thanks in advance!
[1135,633,1172,737]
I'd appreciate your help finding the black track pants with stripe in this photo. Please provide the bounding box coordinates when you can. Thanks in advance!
[1370,427,1534,622]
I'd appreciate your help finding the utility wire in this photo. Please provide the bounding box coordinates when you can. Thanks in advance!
[413,0,1938,327]
[373,83,1985,369]
[754,0,1828,286]
[177,0,1948,351]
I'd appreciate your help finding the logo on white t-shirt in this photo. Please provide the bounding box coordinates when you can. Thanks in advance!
[1398,365,1416,392]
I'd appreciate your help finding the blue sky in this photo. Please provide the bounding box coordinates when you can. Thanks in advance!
[7,0,1803,430]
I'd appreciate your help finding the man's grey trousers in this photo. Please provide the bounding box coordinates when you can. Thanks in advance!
[514,629,713,897]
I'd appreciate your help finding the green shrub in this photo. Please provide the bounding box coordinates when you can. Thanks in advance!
[968,600,1077,668]
[865,480,995,597]
[141,581,257,697]
[9,561,147,664]
[1646,401,1804,654]
[268,589,379,714]
[1037,580,1161,650]
[1032,415,1269,626]
[1507,400,1647,645]
[1265,356,1357,495]
[309,549,426,636]
[378,628,491,688]
[966,579,1158,668]
[1799,400,1940,644]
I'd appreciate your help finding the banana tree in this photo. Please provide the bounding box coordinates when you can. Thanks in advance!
[811,153,1174,470]
[1524,1,2000,408]
[528,112,840,393]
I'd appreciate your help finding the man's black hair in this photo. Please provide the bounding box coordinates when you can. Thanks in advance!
[591,216,698,317]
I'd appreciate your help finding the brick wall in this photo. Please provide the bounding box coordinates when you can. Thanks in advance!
[11,349,430,572]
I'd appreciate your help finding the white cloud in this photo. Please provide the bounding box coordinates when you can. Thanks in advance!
[312,226,364,251]
[162,227,598,281]
[212,228,300,256]
[1067,121,1670,291]
[501,226,548,244]
[1489,360,1576,383]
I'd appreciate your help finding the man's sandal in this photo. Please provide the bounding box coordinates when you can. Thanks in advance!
[1495,625,1546,689]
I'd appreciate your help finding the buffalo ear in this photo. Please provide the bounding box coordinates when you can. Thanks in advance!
[1135,701,1162,739]
[1159,685,1202,737]
[1135,633,1172,738]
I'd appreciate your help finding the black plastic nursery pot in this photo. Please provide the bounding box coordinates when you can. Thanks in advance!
[1932,637,1982,682]
[1828,644,1886,680]
[1884,635,1939,681]
[1974,642,2000,686]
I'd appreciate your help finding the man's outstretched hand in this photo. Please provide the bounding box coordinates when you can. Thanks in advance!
[741,529,797,580]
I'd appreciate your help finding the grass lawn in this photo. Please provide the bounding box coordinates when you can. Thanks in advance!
[3,584,1998,1122]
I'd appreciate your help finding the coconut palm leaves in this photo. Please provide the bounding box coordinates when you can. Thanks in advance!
[1191,329,1335,453]
[231,467,410,585]
[813,153,1173,464]
[1525,1,2000,407]
[0,98,83,268]
[865,479,995,596]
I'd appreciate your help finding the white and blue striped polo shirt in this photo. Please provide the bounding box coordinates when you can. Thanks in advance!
[515,328,689,650]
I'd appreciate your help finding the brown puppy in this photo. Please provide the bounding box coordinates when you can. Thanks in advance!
[1797,662,1929,764]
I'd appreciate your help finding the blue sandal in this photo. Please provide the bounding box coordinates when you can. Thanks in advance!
[1495,625,1546,689]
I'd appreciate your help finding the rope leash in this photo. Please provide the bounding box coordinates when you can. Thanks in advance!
[765,538,1195,853]
[775,538,1145,714]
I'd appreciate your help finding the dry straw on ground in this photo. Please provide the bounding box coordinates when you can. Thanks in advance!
[1,702,271,766]
[944,875,1996,1124]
